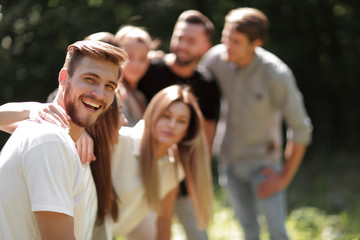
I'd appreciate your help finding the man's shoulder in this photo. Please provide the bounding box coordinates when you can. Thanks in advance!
[256,47,291,76]
[14,121,73,149]
[208,44,226,55]
[194,65,216,83]
[149,57,167,68]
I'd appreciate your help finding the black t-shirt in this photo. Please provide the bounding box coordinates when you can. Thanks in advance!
[138,57,221,121]
[138,57,221,196]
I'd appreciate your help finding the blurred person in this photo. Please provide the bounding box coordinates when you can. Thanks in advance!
[0,40,128,239]
[110,85,213,240]
[115,25,159,126]
[137,10,220,240]
[201,7,313,240]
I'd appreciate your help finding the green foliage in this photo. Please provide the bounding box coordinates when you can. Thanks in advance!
[1,0,360,151]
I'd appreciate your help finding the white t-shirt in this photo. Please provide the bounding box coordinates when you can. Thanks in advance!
[111,120,185,236]
[0,121,85,240]
[83,163,98,240]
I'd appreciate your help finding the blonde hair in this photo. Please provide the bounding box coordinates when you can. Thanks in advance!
[115,25,159,50]
[140,85,213,229]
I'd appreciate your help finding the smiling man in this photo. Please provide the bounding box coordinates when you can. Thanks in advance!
[0,40,127,240]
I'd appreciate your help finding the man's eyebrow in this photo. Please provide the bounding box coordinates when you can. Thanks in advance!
[83,72,100,78]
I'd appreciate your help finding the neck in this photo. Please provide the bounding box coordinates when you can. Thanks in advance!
[68,122,84,142]
[54,94,84,142]
[155,143,170,160]
[124,79,137,90]
[236,49,256,68]
[165,54,197,78]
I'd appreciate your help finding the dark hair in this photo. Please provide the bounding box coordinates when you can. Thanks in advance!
[225,7,269,42]
[177,10,214,42]
[63,40,128,79]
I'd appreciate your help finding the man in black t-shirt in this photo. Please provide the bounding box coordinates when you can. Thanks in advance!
[138,10,220,240]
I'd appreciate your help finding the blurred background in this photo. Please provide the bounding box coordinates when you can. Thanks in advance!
[1,0,359,238]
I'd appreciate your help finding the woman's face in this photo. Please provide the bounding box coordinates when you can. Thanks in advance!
[121,39,149,87]
[154,101,191,147]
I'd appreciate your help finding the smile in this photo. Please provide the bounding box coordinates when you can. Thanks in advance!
[81,98,101,110]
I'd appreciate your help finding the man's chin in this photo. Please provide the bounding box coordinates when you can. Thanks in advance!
[175,57,199,66]
[71,114,99,128]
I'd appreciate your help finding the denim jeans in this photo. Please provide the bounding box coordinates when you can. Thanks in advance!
[174,195,209,240]
[220,163,289,240]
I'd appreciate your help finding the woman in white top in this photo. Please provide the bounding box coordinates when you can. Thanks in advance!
[109,84,213,240]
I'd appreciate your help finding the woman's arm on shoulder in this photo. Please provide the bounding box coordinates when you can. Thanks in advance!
[0,102,69,133]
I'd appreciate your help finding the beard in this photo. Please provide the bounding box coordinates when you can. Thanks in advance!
[174,51,201,66]
[64,83,105,128]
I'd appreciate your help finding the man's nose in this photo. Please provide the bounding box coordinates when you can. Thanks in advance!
[92,84,105,98]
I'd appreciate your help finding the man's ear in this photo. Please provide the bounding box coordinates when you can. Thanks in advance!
[58,68,69,86]
[201,41,212,55]
[253,39,263,48]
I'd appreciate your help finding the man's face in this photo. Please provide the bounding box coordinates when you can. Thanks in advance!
[221,22,257,67]
[63,56,119,128]
[170,21,210,65]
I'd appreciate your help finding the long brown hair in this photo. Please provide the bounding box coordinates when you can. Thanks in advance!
[140,85,213,229]
[86,93,120,225]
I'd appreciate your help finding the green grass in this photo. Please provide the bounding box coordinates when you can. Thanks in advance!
[171,151,360,240]
[117,151,360,239]
[171,195,360,240]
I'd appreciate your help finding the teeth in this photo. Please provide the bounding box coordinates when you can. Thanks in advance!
[82,99,100,108]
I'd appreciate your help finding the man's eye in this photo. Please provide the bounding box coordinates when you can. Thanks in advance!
[106,84,116,91]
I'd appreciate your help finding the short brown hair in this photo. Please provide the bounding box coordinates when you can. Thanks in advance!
[63,40,128,79]
[225,7,269,42]
[177,10,214,42]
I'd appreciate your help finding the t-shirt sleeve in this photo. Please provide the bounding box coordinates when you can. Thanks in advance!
[270,69,313,145]
[24,141,83,217]
[194,67,221,121]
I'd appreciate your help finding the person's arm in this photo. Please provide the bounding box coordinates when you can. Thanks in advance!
[157,186,179,240]
[76,130,96,164]
[257,141,306,198]
[35,211,76,240]
[203,119,217,151]
[0,102,38,133]
[0,102,69,133]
